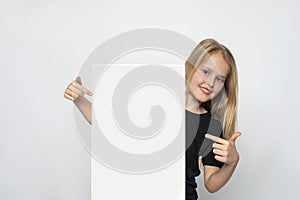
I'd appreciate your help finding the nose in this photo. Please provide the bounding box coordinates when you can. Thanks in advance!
[206,76,214,88]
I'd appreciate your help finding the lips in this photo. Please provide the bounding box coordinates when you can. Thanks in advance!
[200,86,212,95]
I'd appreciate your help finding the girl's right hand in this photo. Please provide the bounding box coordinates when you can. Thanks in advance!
[63,76,93,101]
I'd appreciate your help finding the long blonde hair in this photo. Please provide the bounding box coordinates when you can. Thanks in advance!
[185,38,238,140]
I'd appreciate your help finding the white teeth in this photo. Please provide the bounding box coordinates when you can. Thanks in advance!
[201,87,210,93]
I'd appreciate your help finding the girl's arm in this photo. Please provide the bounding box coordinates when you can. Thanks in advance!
[64,76,93,125]
[203,161,238,193]
[202,132,241,193]
[73,96,92,125]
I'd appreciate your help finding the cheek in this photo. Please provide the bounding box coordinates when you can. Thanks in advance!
[213,85,225,96]
[191,73,204,86]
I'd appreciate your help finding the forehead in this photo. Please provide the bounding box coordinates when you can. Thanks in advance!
[200,52,230,77]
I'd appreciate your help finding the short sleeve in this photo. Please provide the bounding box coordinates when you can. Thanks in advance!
[202,133,224,168]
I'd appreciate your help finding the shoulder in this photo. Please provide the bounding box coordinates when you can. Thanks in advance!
[207,114,223,138]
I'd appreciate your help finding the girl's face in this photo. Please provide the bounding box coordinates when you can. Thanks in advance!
[188,52,230,103]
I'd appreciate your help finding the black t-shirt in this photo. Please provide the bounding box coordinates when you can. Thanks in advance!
[186,109,224,200]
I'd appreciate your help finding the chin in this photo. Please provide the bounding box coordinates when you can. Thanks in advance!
[196,96,211,103]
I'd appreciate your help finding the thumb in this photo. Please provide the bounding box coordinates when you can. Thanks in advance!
[76,76,82,85]
[229,131,241,142]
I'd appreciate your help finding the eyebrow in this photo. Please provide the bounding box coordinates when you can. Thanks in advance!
[202,66,227,78]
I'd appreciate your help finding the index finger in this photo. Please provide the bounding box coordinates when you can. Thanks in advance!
[72,82,93,96]
[205,133,227,144]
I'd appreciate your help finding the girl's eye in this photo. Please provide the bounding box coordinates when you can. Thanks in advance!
[216,77,225,83]
[202,70,209,75]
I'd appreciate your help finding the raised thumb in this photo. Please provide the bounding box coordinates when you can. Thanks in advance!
[76,76,82,84]
[229,131,241,142]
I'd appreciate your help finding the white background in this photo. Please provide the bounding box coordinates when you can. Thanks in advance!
[1,0,300,199]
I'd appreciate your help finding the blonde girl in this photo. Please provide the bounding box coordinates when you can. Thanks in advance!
[185,38,240,199]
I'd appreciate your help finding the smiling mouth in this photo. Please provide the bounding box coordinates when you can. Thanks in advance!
[200,87,212,95]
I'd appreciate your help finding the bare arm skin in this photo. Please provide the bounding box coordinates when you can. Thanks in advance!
[203,160,238,193]
[73,95,92,125]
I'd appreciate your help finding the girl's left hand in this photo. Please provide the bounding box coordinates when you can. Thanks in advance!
[205,132,241,166]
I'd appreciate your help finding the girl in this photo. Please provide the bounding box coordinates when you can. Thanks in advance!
[185,38,240,199]
[63,38,240,199]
